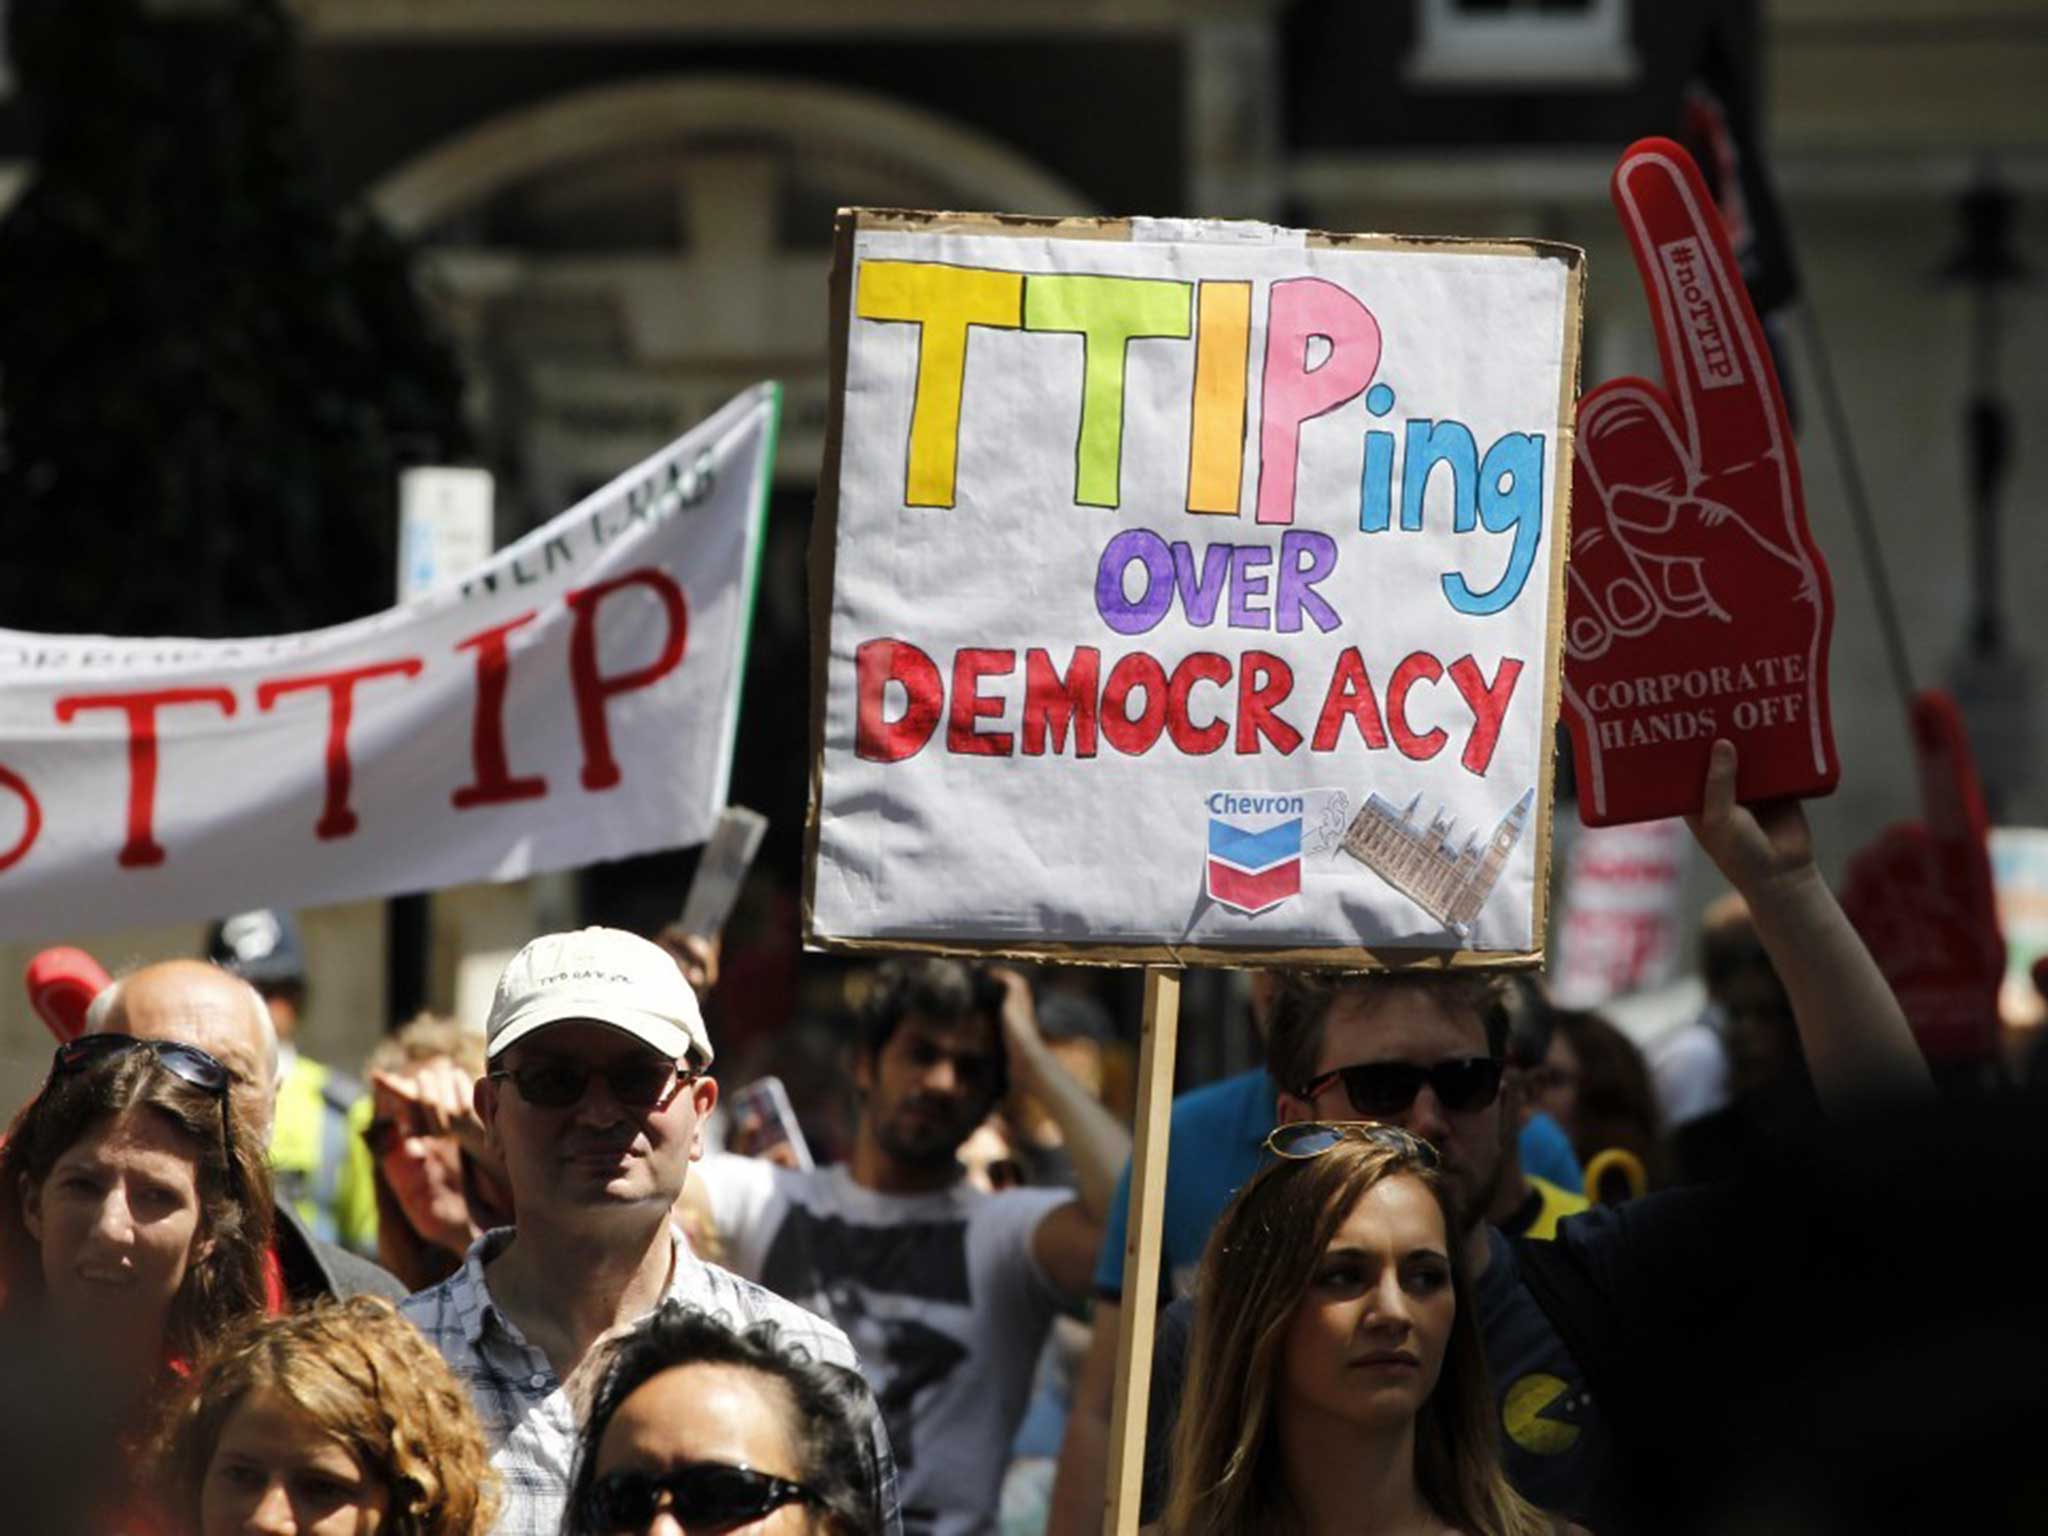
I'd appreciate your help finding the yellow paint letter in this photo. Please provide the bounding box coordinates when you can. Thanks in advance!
[1187,280,1251,514]
[855,261,1024,508]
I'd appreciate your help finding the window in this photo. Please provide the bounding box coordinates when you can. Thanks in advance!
[1407,0,1638,88]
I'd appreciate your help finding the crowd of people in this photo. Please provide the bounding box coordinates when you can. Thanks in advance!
[0,741,2025,1535]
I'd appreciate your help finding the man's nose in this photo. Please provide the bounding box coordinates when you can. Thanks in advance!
[923,1055,963,1095]
[1396,1082,1453,1146]
[573,1075,632,1124]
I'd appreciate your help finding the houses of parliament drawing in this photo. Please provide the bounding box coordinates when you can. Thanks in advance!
[1340,786,1534,936]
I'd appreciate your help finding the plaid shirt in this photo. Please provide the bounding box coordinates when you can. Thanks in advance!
[402,1227,902,1536]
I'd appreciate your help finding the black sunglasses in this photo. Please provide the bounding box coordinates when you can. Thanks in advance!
[489,1055,696,1111]
[581,1463,816,1532]
[361,1115,432,1159]
[1298,1056,1505,1119]
[1265,1120,1441,1168]
[54,1034,236,1168]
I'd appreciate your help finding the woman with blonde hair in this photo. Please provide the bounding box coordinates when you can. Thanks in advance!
[1162,1123,1579,1536]
[153,1293,497,1536]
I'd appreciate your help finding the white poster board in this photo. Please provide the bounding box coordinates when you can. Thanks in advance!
[1551,817,1691,1007]
[0,384,779,941]
[807,212,1582,965]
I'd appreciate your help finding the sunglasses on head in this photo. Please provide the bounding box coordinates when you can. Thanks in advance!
[53,1034,236,1168]
[1265,1120,1441,1167]
[1298,1056,1505,1119]
[580,1463,816,1532]
[488,1054,696,1111]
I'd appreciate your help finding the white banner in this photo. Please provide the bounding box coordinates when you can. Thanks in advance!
[809,215,1581,961]
[0,384,779,941]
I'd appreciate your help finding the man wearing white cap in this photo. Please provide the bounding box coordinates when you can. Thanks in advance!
[401,927,900,1536]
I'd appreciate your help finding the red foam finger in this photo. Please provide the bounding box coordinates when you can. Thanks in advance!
[1560,138,1837,828]
[1610,138,1783,479]
[1909,691,1989,845]
[1842,820,2002,1063]
[26,946,111,1043]
[1907,689,2002,955]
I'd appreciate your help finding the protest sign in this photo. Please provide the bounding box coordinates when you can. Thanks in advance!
[807,211,1583,964]
[0,384,779,942]
[1991,827,2048,1027]
[1550,816,1690,1008]
[1561,138,1838,827]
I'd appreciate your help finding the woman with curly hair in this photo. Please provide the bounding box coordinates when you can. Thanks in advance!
[1162,1123,1583,1536]
[563,1302,883,1535]
[153,1294,497,1536]
[0,1034,272,1528]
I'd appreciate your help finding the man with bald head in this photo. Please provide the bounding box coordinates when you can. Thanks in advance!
[88,958,404,1305]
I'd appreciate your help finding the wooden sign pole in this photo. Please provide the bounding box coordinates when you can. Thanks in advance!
[1103,966,1182,1536]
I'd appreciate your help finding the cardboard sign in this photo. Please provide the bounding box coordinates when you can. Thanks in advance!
[0,385,779,942]
[1561,138,1837,827]
[807,211,1583,963]
[1549,817,1690,1008]
[1991,827,2048,1027]
[1840,691,2005,1063]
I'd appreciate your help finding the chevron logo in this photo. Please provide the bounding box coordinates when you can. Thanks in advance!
[1206,814,1303,915]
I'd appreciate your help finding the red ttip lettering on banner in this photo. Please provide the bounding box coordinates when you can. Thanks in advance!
[452,613,549,808]
[52,689,237,867]
[567,570,690,790]
[257,661,426,839]
[0,762,41,873]
[0,564,692,875]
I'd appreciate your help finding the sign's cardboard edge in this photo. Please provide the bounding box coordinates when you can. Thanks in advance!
[1531,242,1588,961]
[799,212,860,952]
[804,931,1545,972]
[839,207,1587,268]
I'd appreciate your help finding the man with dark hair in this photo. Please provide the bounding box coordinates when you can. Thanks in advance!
[1256,966,1609,1517]
[698,959,1129,1536]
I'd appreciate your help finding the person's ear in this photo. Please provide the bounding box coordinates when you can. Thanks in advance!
[19,1173,42,1245]
[1274,1089,1316,1126]
[688,1075,719,1161]
[476,1072,503,1158]
[851,1048,877,1097]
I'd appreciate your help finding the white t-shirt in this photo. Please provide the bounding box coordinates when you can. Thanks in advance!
[701,1155,1070,1536]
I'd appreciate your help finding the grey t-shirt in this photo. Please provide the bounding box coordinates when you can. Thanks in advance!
[704,1155,1069,1536]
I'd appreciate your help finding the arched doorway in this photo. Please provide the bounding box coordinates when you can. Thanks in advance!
[371,73,1096,522]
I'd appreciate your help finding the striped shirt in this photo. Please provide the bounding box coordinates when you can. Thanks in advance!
[401,1226,901,1536]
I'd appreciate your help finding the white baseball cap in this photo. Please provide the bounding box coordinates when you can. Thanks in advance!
[485,927,712,1068]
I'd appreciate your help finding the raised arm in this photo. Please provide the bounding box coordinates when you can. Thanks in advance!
[1686,738,1933,1105]
[990,967,1132,1219]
